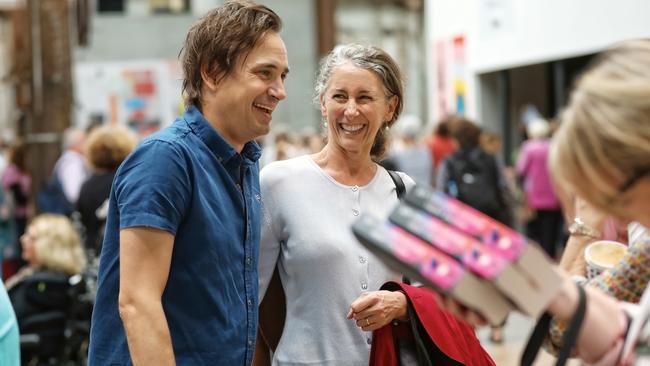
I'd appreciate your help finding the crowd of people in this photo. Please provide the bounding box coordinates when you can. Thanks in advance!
[0,1,648,365]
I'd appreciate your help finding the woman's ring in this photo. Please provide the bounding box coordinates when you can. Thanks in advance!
[366,318,370,326]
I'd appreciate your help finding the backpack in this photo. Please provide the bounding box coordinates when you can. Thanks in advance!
[444,148,506,222]
[37,175,74,216]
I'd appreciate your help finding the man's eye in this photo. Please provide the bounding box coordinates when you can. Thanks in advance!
[258,70,271,78]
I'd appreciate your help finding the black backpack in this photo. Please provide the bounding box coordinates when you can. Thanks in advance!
[444,148,505,222]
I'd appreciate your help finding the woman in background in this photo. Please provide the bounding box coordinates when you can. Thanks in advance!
[1,141,31,277]
[77,125,137,255]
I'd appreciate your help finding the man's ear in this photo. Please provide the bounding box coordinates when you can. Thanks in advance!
[200,64,218,92]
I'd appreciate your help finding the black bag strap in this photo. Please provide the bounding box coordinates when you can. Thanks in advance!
[386,170,410,285]
[521,283,587,366]
[387,169,406,200]
[406,302,434,366]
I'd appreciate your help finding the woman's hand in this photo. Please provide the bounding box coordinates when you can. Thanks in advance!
[346,290,408,332]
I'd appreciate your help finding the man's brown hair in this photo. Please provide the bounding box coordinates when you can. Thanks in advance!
[180,0,282,109]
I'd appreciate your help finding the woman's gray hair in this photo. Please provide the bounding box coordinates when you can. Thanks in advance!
[314,43,405,160]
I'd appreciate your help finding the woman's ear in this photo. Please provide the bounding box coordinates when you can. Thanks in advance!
[320,94,327,117]
[383,95,398,123]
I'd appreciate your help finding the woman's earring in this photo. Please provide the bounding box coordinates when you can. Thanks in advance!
[323,120,328,129]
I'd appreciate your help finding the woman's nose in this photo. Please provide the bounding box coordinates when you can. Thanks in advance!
[344,100,359,116]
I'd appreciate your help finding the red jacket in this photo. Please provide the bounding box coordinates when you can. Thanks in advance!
[369,283,495,366]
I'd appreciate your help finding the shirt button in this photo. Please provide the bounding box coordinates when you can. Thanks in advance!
[361,283,368,290]
[246,257,252,265]
[247,300,252,306]
[367,338,372,345]
[352,186,358,192]
[359,256,366,263]
[236,183,242,190]
[248,340,253,346]
[352,209,359,216]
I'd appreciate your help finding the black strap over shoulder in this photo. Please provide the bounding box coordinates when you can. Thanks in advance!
[387,170,406,200]
[386,170,409,284]
[521,283,587,366]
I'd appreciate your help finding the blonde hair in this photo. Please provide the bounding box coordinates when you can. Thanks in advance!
[30,214,86,275]
[85,125,137,171]
[549,39,650,216]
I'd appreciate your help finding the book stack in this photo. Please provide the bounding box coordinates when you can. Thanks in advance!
[352,184,563,325]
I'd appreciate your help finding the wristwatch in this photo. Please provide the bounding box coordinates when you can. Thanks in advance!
[568,217,602,239]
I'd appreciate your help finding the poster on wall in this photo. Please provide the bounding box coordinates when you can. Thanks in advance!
[74,60,184,138]
[452,35,466,116]
[433,34,468,121]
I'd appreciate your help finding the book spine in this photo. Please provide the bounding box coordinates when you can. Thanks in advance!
[352,215,466,291]
[404,185,526,262]
[389,204,508,280]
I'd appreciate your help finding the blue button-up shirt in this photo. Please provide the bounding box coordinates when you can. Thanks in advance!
[89,106,262,365]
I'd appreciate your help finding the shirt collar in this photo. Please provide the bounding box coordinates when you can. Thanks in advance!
[183,106,262,165]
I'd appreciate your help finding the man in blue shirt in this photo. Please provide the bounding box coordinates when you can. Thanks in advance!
[88,1,289,364]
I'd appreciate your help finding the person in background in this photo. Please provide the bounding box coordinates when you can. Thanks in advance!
[6,214,86,321]
[425,115,458,173]
[5,214,86,364]
[1,141,31,278]
[436,118,513,227]
[88,1,288,364]
[77,125,137,255]
[516,118,564,258]
[53,128,88,206]
[256,43,492,366]
[480,129,502,157]
[390,114,433,186]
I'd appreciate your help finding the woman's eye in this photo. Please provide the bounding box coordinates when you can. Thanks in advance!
[333,94,347,101]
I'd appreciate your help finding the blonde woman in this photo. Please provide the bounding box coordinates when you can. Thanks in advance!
[6,214,86,326]
[441,40,650,365]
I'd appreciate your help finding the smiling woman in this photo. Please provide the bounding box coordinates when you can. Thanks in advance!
[255,44,494,366]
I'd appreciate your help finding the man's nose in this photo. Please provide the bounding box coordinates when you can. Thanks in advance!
[269,79,286,101]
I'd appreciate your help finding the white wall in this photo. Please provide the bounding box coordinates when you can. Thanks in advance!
[426,0,650,122]
[473,0,650,73]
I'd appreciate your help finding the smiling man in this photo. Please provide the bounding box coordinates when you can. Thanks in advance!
[87,1,289,365]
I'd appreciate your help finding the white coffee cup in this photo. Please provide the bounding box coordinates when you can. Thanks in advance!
[584,240,628,280]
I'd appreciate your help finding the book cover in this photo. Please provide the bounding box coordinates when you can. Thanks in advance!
[352,214,512,325]
[401,185,563,317]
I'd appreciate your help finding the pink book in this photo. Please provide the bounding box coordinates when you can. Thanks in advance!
[400,185,563,317]
[352,214,512,325]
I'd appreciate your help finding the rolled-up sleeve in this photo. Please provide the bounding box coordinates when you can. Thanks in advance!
[114,140,191,236]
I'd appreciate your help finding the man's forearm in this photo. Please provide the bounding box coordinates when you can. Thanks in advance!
[120,300,175,366]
